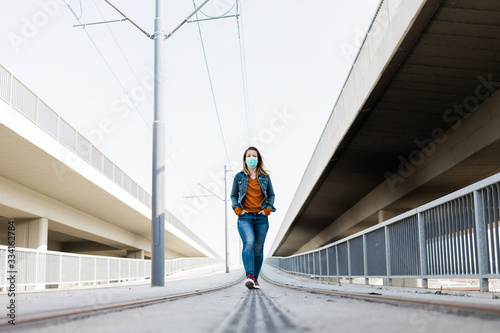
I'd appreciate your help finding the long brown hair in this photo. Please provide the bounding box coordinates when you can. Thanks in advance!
[242,146,268,176]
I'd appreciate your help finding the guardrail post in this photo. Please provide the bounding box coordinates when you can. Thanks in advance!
[78,256,82,287]
[94,258,97,286]
[335,245,340,283]
[347,240,352,284]
[35,251,39,289]
[325,248,330,281]
[35,97,39,123]
[319,251,322,277]
[4,246,8,290]
[363,235,368,285]
[417,212,428,289]
[59,254,63,288]
[311,253,315,276]
[473,190,489,292]
[8,72,13,105]
[384,226,392,286]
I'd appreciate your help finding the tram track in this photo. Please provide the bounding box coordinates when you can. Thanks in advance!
[4,270,499,331]
[0,275,245,329]
[260,271,500,320]
[214,288,307,333]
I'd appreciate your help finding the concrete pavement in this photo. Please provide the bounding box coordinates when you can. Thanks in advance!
[2,263,499,332]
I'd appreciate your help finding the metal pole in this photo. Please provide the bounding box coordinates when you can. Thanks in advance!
[224,165,229,273]
[152,0,166,287]
[417,212,428,289]
[473,190,489,292]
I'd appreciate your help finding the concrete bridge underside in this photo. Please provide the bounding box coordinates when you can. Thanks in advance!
[272,0,500,256]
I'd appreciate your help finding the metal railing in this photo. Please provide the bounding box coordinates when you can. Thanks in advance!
[267,172,500,292]
[0,63,218,258]
[0,245,223,290]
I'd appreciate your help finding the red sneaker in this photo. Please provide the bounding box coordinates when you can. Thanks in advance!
[245,274,255,289]
[253,277,260,289]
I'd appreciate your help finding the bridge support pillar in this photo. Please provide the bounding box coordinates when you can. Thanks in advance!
[17,218,48,289]
[17,218,48,250]
[127,250,145,259]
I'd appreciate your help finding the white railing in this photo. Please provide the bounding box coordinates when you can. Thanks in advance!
[0,64,151,209]
[0,245,223,290]
[0,63,218,258]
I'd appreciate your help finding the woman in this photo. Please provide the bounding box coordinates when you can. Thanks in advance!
[230,147,276,289]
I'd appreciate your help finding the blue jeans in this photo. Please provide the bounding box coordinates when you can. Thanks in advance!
[237,212,269,280]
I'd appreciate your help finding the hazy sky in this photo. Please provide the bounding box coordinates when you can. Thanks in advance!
[0,0,381,260]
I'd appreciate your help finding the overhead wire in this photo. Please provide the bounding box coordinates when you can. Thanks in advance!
[192,0,232,167]
[63,0,151,131]
[64,0,200,195]
[76,0,83,19]
[91,0,201,190]
[91,0,144,109]
[198,0,238,19]
[194,0,252,149]
[236,0,252,145]
[66,1,239,251]
[68,0,243,210]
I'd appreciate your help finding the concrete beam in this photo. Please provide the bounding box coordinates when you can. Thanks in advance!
[377,210,405,224]
[0,175,151,252]
[62,242,118,253]
[164,248,184,260]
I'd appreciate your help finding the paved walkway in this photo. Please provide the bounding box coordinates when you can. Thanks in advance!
[1,263,499,332]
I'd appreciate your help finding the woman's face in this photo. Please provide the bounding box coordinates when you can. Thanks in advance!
[246,150,258,160]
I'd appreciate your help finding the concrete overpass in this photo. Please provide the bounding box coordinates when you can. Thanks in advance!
[271,0,500,256]
[0,64,218,259]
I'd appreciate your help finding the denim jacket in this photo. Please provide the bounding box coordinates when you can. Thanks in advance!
[230,171,276,212]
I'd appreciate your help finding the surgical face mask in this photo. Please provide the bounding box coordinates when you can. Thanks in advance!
[246,157,258,168]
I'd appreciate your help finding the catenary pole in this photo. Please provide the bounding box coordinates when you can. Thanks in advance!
[94,0,215,288]
[152,0,166,287]
[224,165,229,273]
